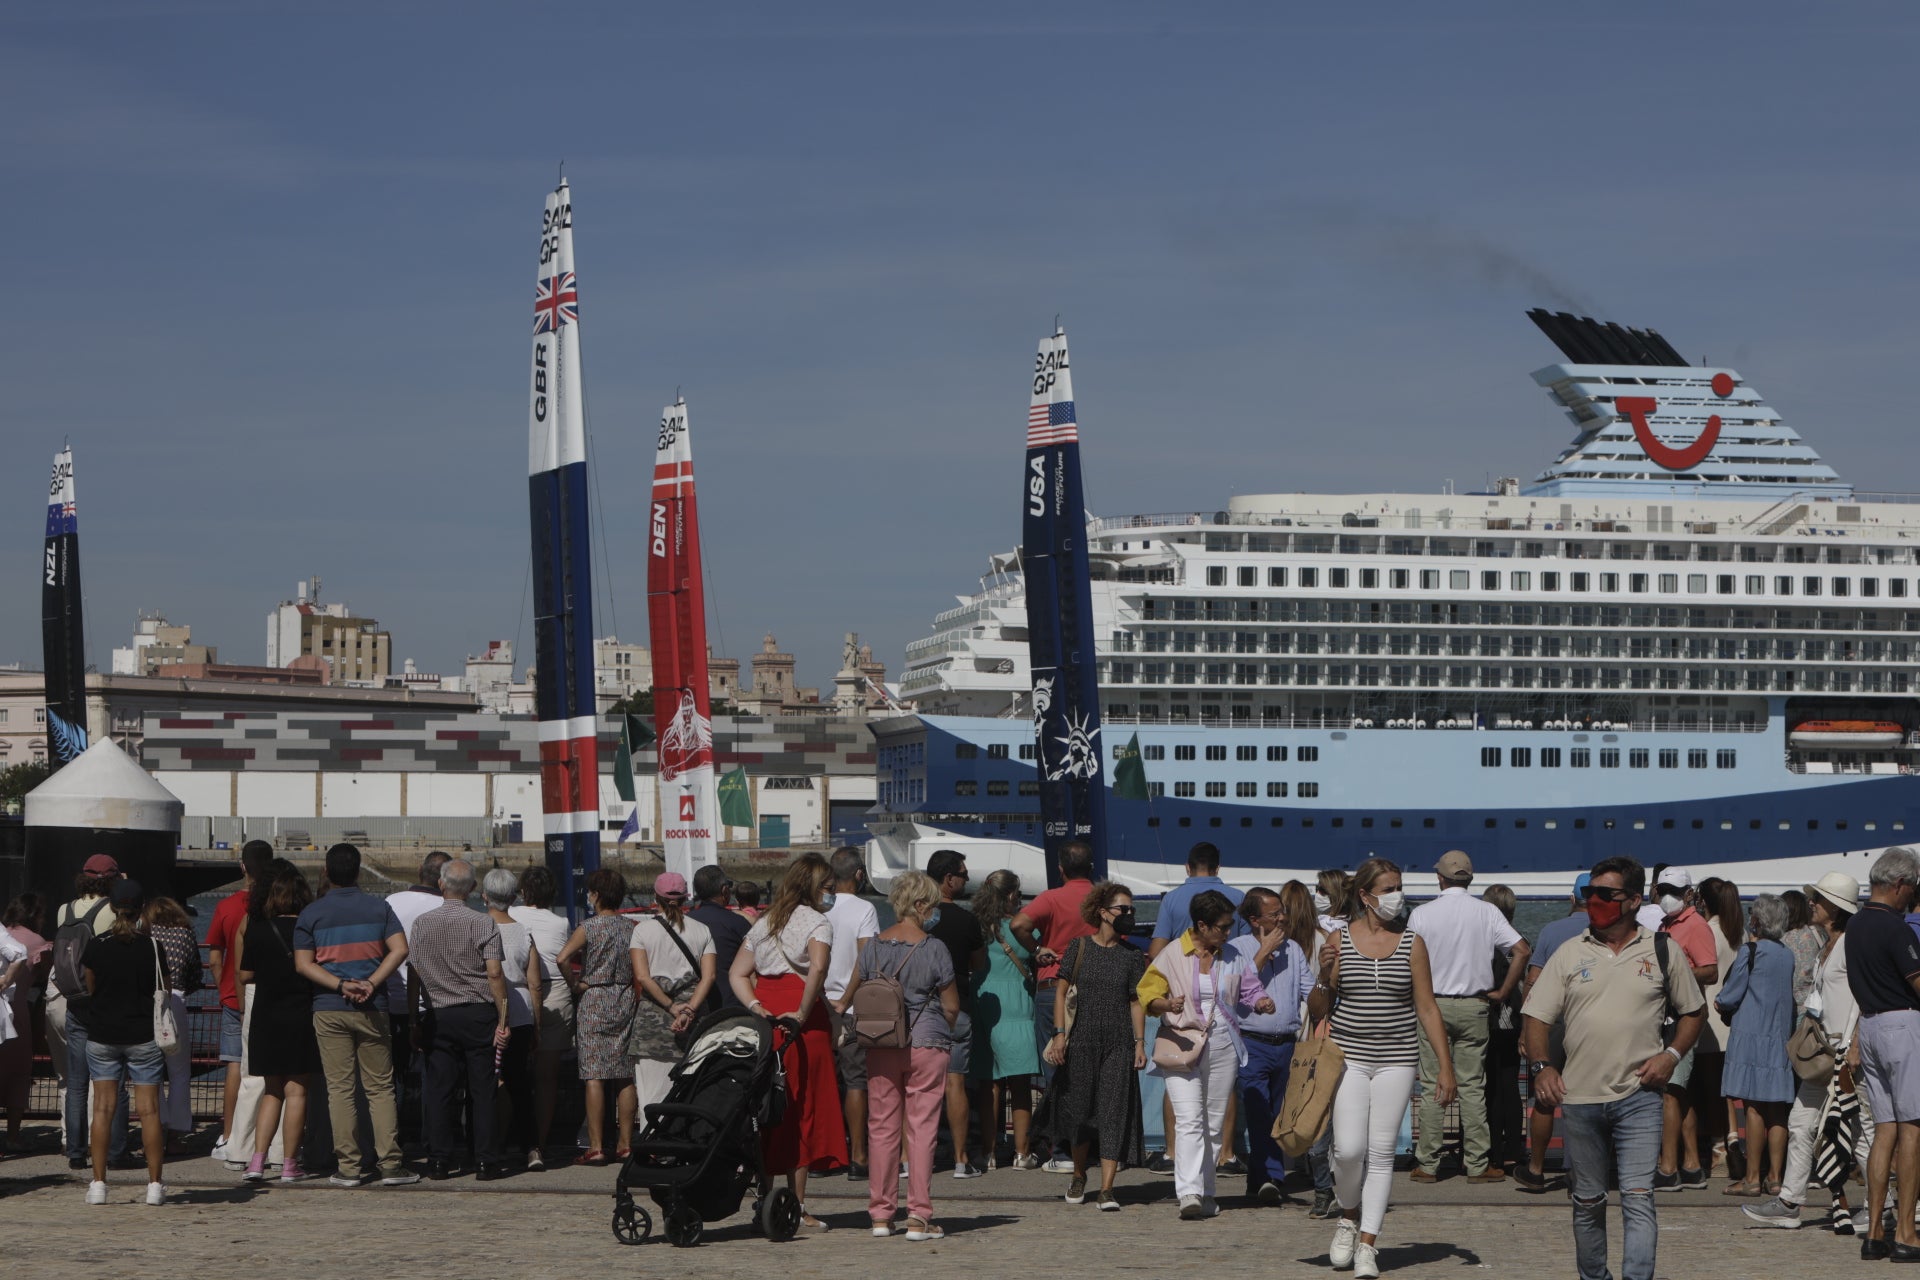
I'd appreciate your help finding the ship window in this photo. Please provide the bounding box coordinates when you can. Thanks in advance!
[1896,821,1906,830]
[1601,748,1620,767]
[1148,816,1160,827]
[1271,816,1284,827]
[1298,746,1320,762]
[1205,745,1227,761]
[1174,745,1195,760]
[1361,569,1379,589]
[1542,747,1562,767]
[1301,818,1314,827]
[987,780,1008,796]
[1269,567,1287,587]
[1179,817,1192,827]
[1238,566,1257,588]
[1600,572,1620,592]
[955,743,978,759]
[1018,744,1036,760]
[1746,576,1764,595]
[1421,569,1440,589]
[1662,819,1675,829]
[1148,782,1164,799]
[1390,818,1403,828]
[1267,745,1288,761]
[1451,570,1470,590]
[1893,580,1909,598]
[1205,782,1226,797]
[1236,745,1257,761]
[1541,571,1560,591]
[1863,578,1880,598]
[1514,819,1528,829]
[1267,782,1288,797]
[1391,569,1409,589]
[1629,749,1649,768]
[1659,574,1679,594]
[1144,745,1165,760]
[1175,782,1196,797]
[1779,820,1791,830]
[1112,744,1126,760]
[1424,817,1436,828]
[1019,780,1040,796]
[1630,574,1649,593]
[1484,817,1497,829]
[1572,572,1590,592]
[1832,577,1851,597]
[1685,574,1706,593]
[1330,568,1349,589]
[1838,820,1849,830]
[1574,818,1588,829]
[1658,749,1679,768]
[954,781,978,796]
[1206,566,1226,586]
[1775,576,1793,595]
[1803,576,1822,596]
[1481,747,1501,767]
[1331,817,1344,827]
[1240,816,1253,827]
[1510,747,1532,767]
[1298,782,1320,798]
[1299,567,1318,588]
[1632,820,1646,830]
[988,743,1008,759]
[1688,749,1708,768]
[1481,571,1500,591]
[1808,820,1819,830]
[1511,572,1531,591]
[1571,748,1590,767]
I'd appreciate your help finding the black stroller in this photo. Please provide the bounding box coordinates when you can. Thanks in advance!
[611,1008,803,1247]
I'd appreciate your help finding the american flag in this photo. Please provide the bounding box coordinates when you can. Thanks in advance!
[1026,398,1077,448]
[533,272,579,334]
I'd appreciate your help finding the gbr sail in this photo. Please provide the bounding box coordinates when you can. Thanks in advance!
[1022,328,1109,882]
[526,179,600,914]
[42,447,88,767]
[647,397,718,884]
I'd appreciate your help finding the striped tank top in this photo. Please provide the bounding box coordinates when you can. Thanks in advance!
[1328,928,1419,1067]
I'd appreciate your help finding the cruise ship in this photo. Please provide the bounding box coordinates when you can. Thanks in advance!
[867,311,1920,897]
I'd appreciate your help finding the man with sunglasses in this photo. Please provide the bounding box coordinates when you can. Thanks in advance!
[688,865,750,1013]
[1524,857,1705,1280]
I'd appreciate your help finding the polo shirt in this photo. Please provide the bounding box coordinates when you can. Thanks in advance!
[1024,879,1095,983]
[1662,905,1719,972]
[1523,926,1705,1104]
[294,886,403,1013]
[407,900,503,1011]
[1845,902,1920,1017]
[1152,875,1246,944]
[1408,887,1523,995]
[1528,911,1589,975]
[204,889,251,1010]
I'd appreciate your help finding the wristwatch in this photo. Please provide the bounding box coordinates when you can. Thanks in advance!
[1528,1059,1552,1078]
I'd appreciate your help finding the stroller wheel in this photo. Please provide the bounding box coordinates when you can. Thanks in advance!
[664,1204,705,1248]
[760,1186,802,1242]
[611,1200,652,1246]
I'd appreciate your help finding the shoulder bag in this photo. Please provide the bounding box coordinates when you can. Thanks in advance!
[1273,1020,1346,1158]
[151,939,180,1052]
[1061,937,1089,1040]
[1151,954,1218,1071]
[1788,1011,1837,1082]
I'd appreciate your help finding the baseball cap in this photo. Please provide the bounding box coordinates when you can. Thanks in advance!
[109,878,145,911]
[83,854,121,876]
[1435,850,1474,881]
[653,872,689,901]
[1655,868,1694,891]
[1573,872,1592,898]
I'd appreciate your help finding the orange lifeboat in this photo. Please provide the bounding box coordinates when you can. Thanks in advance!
[1788,719,1905,748]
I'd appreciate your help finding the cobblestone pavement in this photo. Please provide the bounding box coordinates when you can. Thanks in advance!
[0,1129,1875,1279]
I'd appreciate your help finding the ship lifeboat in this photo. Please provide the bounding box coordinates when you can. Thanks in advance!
[1789,720,1905,749]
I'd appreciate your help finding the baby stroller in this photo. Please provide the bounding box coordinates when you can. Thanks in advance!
[611,1007,802,1247]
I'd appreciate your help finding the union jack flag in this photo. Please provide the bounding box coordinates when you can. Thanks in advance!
[533,272,578,334]
[1026,399,1077,448]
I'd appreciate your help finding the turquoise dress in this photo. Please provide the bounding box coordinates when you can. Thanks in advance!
[970,924,1040,1081]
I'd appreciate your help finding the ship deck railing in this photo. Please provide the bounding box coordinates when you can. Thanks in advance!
[1088,509,1920,538]
[1786,759,1913,775]
[1098,714,1770,733]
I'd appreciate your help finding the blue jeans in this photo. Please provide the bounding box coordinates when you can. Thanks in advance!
[1035,981,1059,1087]
[1308,1124,1334,1191]
[63,1013,129,1163]
[1561,1089,1663,1280]
[1238,1035,1296,1192]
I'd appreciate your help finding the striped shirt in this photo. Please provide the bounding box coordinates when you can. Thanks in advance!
[293,886,403,1013]
[1329,928,1420,1067]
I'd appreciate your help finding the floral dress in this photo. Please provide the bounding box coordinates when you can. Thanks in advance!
[575,913,636,1081]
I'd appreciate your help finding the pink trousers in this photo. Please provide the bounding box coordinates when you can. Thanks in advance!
[865,1045,946,1224]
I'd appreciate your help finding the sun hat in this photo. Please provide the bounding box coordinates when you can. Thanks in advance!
[1805,871,1861,917]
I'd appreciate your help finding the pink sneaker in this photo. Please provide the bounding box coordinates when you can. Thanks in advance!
[280,1159,310,1182]
[243,1154,267,1182]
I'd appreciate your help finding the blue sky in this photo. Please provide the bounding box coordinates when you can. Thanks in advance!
[4,3,1916,689]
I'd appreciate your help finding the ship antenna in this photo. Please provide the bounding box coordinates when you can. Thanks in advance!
[557,159,566,186]
[1054,312,1062,335]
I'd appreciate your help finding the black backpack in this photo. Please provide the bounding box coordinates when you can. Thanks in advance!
[51,899,110,1006]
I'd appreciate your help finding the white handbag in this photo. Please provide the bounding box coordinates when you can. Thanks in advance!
[152,939,179,1051]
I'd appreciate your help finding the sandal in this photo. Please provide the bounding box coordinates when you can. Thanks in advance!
[904,1217,945,1242]
[572,1150,607,1167]
[1722,1181,1761,1197]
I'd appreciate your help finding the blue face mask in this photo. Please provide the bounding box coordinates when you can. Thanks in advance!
[925,907,942,930]
[821,891,838,911]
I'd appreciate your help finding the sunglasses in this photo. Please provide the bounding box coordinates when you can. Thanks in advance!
[1584,886,1631,903]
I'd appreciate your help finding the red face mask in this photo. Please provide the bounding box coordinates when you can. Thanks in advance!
[1586,895,1625,931]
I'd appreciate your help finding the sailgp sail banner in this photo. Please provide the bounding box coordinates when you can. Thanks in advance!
[526,180,600,912]
[41,447,88,766]
[1022,328,1109,881]
[647,398,718,884]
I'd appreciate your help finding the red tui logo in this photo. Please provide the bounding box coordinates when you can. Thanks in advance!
[1618,373,1736,472]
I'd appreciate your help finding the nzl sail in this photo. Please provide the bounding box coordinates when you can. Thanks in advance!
[1022,327,1109,881]
[647,397,718,884]
[42,447,88,767]
[526,179,600,913]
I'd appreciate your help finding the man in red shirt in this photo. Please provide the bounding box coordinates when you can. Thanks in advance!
[205,840,274,1162]
[1649,869,1723,1191]
[1010,839,1097,1169]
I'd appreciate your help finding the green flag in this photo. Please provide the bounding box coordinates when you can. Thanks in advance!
[718,767,754,829]
[613,713,653,804]
[1112,732,1149,801]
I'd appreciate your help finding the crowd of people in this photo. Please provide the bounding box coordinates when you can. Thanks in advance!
[5,835,1918,1280]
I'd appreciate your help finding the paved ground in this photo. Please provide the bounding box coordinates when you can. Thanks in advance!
[0,1123,1872,1279]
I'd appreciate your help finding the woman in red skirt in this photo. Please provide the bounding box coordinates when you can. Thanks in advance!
[729,852,847,1228]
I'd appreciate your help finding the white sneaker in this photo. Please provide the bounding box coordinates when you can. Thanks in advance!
[1354,1242,1380,1279]
[871,1221,896,1237]
[210,1136,230,1163]
[86,1181,108,1205]
[1330,1218,1360,1270]
[1200,1196,1219,1219]
[145,1182,167,1206]
[1178,1193,1204,1220]
[1043,1154,1075,1173]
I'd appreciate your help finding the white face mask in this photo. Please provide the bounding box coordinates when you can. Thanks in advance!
[1659,894,1686,918]
[1370,891,1407,922]
[1311,890,1331,915]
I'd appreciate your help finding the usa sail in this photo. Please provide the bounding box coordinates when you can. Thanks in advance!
[647,396,717,884]
[42,447,88,768]
[1022,327,1109,881]
[526,179,600,913]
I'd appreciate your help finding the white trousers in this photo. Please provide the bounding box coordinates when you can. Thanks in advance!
[634,1059,674,1115]
[1332,1059,1417,1237]
[1164,1024,1238,1200]
[161,991,193,1133]
[228,985,282,1163]
[1782,1073,1876,1207]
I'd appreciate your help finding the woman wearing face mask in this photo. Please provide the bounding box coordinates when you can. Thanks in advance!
[1315,869,1353,937]
[1307,858,1456,1279]
[1038,881,1147,1211]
